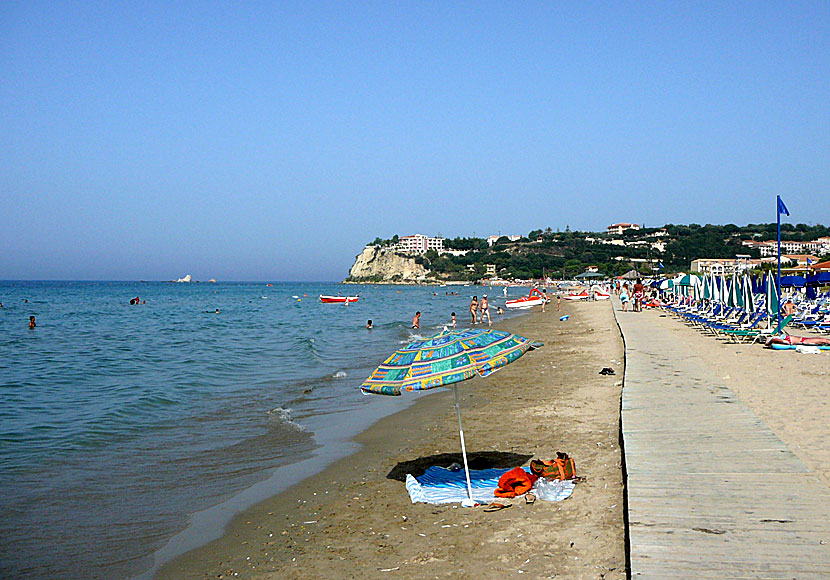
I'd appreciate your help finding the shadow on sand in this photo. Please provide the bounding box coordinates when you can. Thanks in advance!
[386,451,532,482]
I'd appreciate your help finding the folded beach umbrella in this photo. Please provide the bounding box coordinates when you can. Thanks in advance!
[741,274,756,314]
[765,272,779,326]
[360,327,539,506]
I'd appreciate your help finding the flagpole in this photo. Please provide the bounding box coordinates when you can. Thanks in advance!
[776,195,782,334]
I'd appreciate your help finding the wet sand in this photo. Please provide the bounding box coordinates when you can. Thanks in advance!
[156,300,628,579]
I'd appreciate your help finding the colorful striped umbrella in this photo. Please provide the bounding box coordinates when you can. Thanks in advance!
[360,327,539,505]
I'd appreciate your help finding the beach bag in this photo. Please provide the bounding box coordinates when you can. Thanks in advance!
[494,467,538,498]
[529,453,576,480]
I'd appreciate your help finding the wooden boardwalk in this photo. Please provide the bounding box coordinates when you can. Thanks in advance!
[615,305,830,578]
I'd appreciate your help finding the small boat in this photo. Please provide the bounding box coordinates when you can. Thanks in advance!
[320,295,359,303]
[564,289,590,301]
[505,288,547,309]
[591,286,611,300]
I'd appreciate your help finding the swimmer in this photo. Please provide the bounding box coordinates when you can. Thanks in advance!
[366,319,373,329]
[28,315,36,329]
[451,312,456,329]
[412,311,421,329]
[497,306,503,315]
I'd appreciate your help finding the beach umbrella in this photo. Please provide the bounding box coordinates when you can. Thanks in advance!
[780,275,806,288]
[703,274,712,301]
[765,272,779,325]
[728,274,744,309]
[741,274,756,314]
[360,327,539,506]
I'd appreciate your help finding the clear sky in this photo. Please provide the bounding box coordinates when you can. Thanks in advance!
[2,2,828,281]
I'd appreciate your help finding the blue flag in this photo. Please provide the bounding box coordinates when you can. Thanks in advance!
[777,196,790,216]
[658,262,664,269]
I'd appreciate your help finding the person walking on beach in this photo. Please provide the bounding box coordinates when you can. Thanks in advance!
[480,295,491,326]
[469,296,478,324]
[633,279,644,312]
[541,289,547,312]
[620,284,629,312]
[412,311,421,329]
[28,315,36,329]
[451,312,456,329]
[557,294,561,312]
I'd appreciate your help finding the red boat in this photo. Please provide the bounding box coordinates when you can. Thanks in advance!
[564,289,590,301]
[319,295,359,303]
[505,288,547,309]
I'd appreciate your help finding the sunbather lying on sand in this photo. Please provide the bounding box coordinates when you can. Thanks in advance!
[766,334,830,347]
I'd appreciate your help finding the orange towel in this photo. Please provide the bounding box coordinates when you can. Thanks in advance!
[494,467,538,498]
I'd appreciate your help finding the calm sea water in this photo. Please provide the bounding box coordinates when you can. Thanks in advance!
[0,281,524,580]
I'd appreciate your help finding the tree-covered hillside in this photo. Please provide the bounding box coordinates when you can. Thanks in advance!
[368,223,830,281]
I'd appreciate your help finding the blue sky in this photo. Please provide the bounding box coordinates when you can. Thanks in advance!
[2,2,828,281]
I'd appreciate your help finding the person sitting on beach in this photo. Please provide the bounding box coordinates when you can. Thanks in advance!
[782,299,796,317]
[412,311,421,329]
[480,295,491,326]
[28,315,36,329]
[366,319,373,329]
[469,296,478,324]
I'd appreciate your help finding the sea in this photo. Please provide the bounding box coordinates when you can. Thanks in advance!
[0,281,525,580]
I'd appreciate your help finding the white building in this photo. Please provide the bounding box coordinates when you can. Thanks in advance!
[606,223,641,235]
[394,234,444,255]
[487,234,522,246]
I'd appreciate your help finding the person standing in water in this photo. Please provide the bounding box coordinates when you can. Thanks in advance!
[411,311,421,329]
[480,295,491,326]
[451,312,456,329]
[366,319,373,329]
[469,296,478,324]
[28,316,36,329]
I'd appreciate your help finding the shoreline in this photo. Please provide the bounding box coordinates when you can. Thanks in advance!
[156,302,628,579]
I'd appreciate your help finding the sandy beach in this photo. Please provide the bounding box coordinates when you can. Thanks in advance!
[157,300,628,579]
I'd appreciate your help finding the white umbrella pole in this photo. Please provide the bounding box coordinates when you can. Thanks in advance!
[453,384,475,507]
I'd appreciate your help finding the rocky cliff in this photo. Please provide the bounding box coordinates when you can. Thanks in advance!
[346,246,432,283]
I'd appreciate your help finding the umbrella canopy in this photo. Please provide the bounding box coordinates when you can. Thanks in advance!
[360,327,539,506]
[728,274,744,309]
[675,273,700,286]
[807,272,830,286]
[703,274,712,300]
[360,328,535,396]
[780,275,806,288]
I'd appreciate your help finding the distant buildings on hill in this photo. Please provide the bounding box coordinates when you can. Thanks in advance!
[742,237,830,257]
[691,254,821,276]
[393,234,444,255]
[606,223,641,235]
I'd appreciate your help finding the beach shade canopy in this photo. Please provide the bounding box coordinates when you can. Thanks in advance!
[360,327,539,506]
[658,279,674,290]
[780,275,806,288]
[674,273,700,286]
[807,272,830,286]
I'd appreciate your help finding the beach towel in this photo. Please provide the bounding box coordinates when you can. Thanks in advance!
[405,466,574,505]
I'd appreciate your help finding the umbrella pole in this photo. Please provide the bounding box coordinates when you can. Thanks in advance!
[453,384,475,507]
